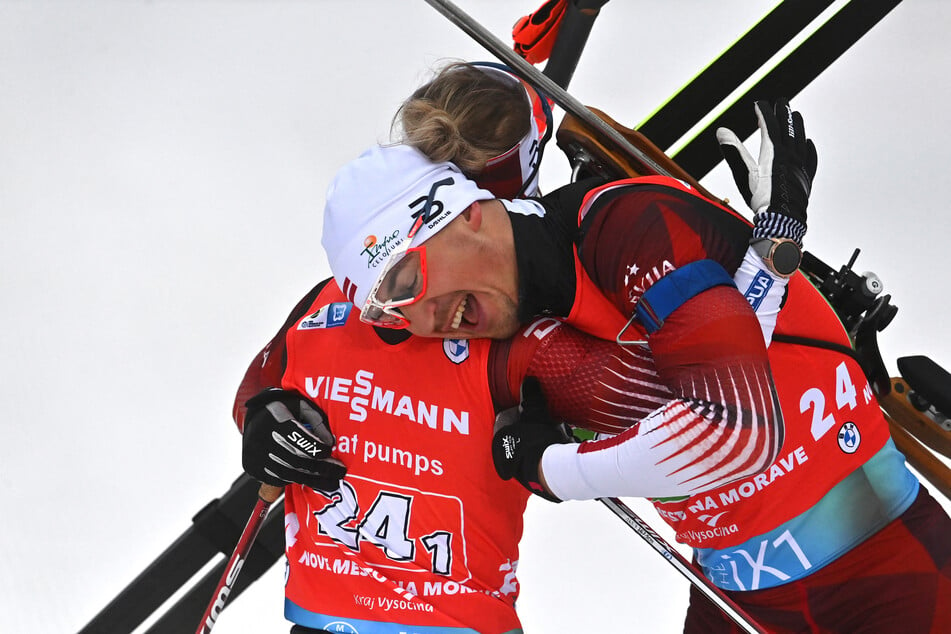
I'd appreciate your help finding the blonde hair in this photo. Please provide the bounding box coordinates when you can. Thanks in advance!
[395,62,532,176]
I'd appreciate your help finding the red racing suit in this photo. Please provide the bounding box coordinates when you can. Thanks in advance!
[273,283,530,634]
[509,175,924,597]
[233,279,696,633]
[532,176,785,498]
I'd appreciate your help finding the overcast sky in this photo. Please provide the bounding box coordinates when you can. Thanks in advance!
[2,1,950,632]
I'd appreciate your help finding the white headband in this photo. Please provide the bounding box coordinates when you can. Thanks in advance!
[321,144,494,310]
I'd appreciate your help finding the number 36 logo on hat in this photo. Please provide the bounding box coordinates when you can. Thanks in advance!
[409,176,455,229]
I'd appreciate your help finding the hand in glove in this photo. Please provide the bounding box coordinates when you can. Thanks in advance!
[717,99,818,246]
[492,377,573,502]
[512,0,568,64]
[242,388,346,491]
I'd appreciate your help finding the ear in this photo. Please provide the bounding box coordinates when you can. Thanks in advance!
[460,200,484,233]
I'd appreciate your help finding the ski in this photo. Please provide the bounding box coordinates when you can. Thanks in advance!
[671,0,904,178]
[151,505,284,634]
[637,0,836,152]
[78,474,283,634]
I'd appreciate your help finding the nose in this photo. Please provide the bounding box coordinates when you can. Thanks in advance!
[399,300,437,337]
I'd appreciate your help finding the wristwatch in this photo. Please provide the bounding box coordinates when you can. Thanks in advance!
[750,237,802,278]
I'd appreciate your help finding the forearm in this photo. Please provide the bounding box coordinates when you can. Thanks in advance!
[585,282,784,499]
[501,299,782,501]
[541,383,780,500]
[733,244,790,346]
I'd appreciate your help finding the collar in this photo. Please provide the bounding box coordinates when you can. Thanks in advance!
[507,179,605,321]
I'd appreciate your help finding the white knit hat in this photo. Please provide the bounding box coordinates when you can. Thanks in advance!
[321,144,494,311]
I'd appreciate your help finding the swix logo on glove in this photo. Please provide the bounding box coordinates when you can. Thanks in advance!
[501,434,519,460]
[287,430,327,457]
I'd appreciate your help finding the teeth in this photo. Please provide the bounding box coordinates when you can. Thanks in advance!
[450,296,468,330]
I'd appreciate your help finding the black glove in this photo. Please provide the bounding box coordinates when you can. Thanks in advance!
[492,377,573,502]
[242,388,346,491]
[716,98,818,246]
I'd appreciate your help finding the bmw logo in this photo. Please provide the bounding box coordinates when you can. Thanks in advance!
[443,338,470,364]
[837,422,861,454]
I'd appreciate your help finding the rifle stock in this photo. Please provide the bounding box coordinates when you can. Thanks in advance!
[884,409,951,500]
[555,107,726,205]
[880,357,951,501]
[880,378,951,459]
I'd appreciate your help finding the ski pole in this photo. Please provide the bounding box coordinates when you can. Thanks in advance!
[195,483,284,634]
[599,497,767,634]
[542,0,610,90]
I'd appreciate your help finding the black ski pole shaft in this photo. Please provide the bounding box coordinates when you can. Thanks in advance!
[599,497,768,634]
[421,0,674,179]
[542,0,610,90]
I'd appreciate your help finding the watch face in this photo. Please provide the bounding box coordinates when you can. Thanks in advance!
[772,240,801,275]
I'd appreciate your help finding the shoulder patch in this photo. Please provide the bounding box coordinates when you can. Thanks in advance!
[298,302,353,330]
[443,338,470,364]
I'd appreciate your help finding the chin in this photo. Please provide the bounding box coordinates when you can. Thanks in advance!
[487,303,522,339]
[490,320,521,340]
[478,315,521,340]
[411,317,520,341]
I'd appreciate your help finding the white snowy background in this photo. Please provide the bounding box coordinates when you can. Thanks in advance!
[2,1,950,632]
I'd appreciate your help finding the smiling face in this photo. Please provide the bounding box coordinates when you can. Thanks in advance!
[395,199,522,340]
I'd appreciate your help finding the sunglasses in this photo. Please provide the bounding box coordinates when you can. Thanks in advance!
[359,215,429,329]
